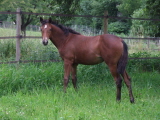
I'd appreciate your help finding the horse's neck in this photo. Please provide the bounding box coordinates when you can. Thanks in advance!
[50,27,68,49]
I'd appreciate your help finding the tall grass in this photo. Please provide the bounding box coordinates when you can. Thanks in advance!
[0,63,160,119]
[0,62,63,95]
[0,28,61,62]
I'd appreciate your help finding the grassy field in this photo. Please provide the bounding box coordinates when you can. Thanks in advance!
[0,63,160,120]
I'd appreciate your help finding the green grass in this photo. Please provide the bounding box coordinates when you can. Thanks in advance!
[0,28,41,37]
[0,63,160,120]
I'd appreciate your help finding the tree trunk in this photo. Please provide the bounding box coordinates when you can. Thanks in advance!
[21,14,33,37]
[21,26,26,37]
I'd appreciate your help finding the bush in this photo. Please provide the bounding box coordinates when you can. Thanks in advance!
[130,8,158,37]
[108,21,130,34]
[128,52,160,72]
[0,39,16,61]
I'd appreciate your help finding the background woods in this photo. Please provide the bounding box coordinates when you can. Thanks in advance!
[0,0,80,36]
[0,0,160,37]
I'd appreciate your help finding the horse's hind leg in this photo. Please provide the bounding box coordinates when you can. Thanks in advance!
[108,64,122,102]
[122,70,134,103]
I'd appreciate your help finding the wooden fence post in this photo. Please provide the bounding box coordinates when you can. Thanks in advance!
[16,8,21,61]
[103,11,108,34]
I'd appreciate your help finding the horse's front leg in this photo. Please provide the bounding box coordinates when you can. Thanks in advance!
[63,61,72,92]
[71,64,78,89]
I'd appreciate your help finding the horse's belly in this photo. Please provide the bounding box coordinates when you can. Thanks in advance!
[75,56,104,65]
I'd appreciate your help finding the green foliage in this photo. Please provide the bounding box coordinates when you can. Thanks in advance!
[91,0,119,29]
[0,39,15,61]
[117,0,148,35]
[91,0,119,18]
[145,0,160,36]
[146,0,160,17]
[0,0,80,36]
[0,63,63,96]
[0,0,80,15]
[53,0,80,14]
[70,0,119,30]
[20,39,61,61]
[117,0,143,17]
[0,28,61,62]
[130,8,158,37]
[0,50,159,96]
[128,52,160,72]
[0,63,160,119]
[0,0,160,36]
[108,21,130,34]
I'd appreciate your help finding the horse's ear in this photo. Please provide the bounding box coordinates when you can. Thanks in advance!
[49,17,52,23]
[40,17,43,23]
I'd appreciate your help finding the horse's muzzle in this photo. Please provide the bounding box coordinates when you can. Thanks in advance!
[42,40,48,46]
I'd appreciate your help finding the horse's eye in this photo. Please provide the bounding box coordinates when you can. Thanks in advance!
[49,29,52,31]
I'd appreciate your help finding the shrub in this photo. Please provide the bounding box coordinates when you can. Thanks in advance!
[130,8,158,37]
[108,21,130,34]
[128,52,160,72]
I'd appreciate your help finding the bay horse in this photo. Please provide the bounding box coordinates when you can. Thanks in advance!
[40,17,134,103]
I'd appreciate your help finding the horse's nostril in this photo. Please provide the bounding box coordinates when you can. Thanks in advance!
[42,40,48,45]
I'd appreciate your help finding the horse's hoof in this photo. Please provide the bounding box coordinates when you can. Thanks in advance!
[130,98,135,103]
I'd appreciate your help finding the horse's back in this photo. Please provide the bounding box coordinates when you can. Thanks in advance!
[100,34,123,47]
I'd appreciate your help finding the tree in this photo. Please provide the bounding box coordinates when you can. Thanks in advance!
[91,0,119,29]
[146,0,160,36]
[130,8,158,37]
[0,0,80,36]
[71,0,119,30]
[117,0,143,17]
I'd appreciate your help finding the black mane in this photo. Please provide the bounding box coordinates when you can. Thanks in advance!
[41,19,81,36]
[54,23,81,36]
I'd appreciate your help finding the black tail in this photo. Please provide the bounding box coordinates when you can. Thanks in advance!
[117,41,128,75]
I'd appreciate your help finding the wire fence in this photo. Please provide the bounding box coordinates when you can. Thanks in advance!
[0,10,160,64]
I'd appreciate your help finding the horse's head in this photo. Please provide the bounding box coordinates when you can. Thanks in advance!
[40,17,53,46]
